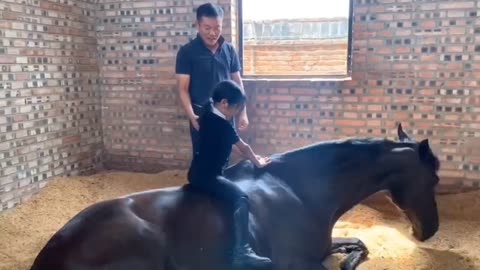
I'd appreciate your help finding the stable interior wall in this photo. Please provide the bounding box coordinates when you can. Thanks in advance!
[0,0,102,211]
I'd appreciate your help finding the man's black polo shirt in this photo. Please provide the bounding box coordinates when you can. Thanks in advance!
[175,34,242,106]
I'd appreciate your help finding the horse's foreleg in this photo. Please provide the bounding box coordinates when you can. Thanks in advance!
[330,237,368,270]
[304,260,328,270]
[270,254,328,270]
[272,260,328,270]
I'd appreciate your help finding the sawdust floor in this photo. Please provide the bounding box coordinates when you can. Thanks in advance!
[0,170,479,270]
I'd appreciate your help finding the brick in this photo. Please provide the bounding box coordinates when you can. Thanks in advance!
[448,10,466,18]
[0,142,9,151]
[366,119,382,127]
[377,30,394,37]
[133,2,155,8]
[289,88,317,95]
[377,14,393,21]
[449,27,466,35]
[336,120,366,127]
[422,20,437,28]
[418,89,435,96]
[0,55,17,64]
[420,3,437,11]
[395,14,411,20]
[269,95,296,102]
[370,6,385,13]
[343,112,358,119]
[395,47,411,54]
[439,2,475,9]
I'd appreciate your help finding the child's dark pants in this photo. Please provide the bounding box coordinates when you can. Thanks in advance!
[189,175,272,269]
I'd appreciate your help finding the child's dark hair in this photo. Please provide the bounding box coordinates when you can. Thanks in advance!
[211,80,246,107]
[196,3,224,21]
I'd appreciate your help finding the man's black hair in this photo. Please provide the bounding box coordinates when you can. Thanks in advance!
[196,3,224,21]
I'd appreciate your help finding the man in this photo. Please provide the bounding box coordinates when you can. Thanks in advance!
[175,2,249,157]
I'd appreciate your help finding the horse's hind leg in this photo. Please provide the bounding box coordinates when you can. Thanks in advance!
[330,237,368,270]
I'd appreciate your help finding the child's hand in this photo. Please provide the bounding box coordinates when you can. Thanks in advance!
[255,156,271,168]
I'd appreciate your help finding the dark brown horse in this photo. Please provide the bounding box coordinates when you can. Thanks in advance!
[30,124,440,270]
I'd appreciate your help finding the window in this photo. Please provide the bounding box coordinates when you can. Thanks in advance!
[238,0,353,78]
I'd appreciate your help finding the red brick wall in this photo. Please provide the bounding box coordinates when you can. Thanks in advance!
[243,0,480,192]
[243,40,348,76]
[0,0,102,210]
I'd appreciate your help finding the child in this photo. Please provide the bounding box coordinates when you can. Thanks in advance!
[187,80,273,269]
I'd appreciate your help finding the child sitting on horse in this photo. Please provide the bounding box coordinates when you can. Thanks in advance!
[187,80,273,269]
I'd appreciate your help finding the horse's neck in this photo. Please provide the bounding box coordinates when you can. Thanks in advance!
[330,158,404,222]
[332,178,388,221]
[277,151,393,222]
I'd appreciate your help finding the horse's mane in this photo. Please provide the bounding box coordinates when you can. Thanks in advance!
[274,137,401,155]
[272,137,440,172]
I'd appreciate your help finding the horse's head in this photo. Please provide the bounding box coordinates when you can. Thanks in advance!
[388,123,440,241]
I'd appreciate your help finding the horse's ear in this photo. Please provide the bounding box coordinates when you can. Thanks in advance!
[397,123,411,142]
[418,139,430,154]
[418,139,439,171]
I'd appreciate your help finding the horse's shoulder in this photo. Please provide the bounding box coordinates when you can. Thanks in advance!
[223,159,257,181]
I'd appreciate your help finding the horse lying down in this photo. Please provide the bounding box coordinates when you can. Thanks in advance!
[30,124,440,270]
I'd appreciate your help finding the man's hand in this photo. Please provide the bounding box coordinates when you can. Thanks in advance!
[237,113,249,131]
[190,114,199,131]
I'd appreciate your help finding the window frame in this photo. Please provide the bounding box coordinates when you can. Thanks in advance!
[236,0,355,81]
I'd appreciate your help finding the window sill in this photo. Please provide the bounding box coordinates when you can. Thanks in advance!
[241,75,352,82]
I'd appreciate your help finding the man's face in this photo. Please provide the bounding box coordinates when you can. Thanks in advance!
[197,16,223,48]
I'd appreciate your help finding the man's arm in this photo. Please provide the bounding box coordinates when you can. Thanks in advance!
[230,44,246,97]
[176,46,199,130]
[231,71,248,126]
[231,71,244,90]
[230,45,249,130]
[177,75,199,129]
